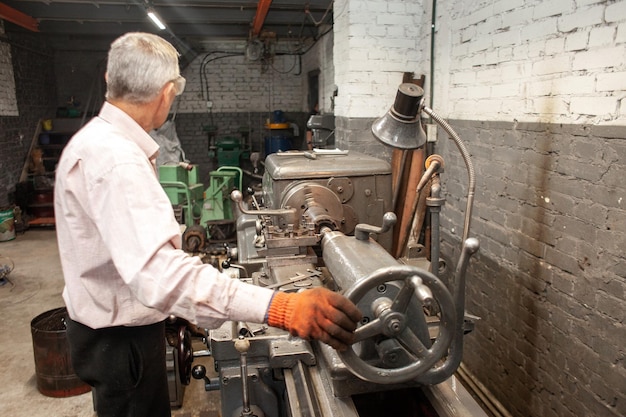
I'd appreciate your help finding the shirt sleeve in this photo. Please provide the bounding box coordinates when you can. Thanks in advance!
[86,155,274,327]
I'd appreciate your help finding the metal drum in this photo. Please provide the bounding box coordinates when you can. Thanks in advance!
[30,307,91,397]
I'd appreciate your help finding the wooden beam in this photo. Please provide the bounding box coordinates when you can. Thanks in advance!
[392,148,426,258]
[0,3,39,32]
[251,0,272,37]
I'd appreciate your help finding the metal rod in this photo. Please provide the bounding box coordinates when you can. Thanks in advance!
[230,189,297,217]
[240,351,251,415]
[234,337,254,416]
[428,178,442,277]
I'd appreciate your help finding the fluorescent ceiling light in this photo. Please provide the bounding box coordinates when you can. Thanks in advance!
[147,9,166,30]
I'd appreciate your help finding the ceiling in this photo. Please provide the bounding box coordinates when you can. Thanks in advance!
[1,0,334,54]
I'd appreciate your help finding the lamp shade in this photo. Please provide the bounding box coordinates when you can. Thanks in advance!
[371,83,427,149]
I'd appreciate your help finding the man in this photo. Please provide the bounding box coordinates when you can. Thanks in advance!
[54,32,362,417]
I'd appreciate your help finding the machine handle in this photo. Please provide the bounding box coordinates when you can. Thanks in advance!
[230,189,297,217]
[354,212,397,241]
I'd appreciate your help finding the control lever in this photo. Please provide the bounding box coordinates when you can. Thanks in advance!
[222,242,233,269]
[234,336,265,417]
[231,189,297,219]
[191,365,221,391]
[246,187,261,210]
[354,212,397,241]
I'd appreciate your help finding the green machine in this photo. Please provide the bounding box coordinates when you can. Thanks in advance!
[159,163,242,251]
[158,164,204,227]
[200,167,241,242]
[215,136,249,168]
[205,123,251,167]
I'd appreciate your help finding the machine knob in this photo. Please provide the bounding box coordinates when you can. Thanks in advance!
[234,336,251,353]
[231,189,244,203]
[192,365,206,380]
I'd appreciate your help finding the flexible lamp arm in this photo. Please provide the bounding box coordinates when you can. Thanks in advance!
[421,105,476,243]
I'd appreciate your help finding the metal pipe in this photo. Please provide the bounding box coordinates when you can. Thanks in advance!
[429,0,437,111]
[427,177,442,277]
[0,3,39,32]
[251,0,272,36]
[422,106,475,242]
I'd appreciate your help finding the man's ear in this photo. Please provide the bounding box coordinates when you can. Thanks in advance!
[156,81,176,111]
[163,80,176,98]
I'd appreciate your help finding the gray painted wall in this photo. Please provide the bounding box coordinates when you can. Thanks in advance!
[438,119,625,417]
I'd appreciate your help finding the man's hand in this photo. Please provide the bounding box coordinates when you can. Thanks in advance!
[267,288,363,351]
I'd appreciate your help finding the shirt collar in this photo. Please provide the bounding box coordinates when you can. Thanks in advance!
[98,101,160,161]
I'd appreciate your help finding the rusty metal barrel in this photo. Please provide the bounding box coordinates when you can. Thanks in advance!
[30,307,91,397]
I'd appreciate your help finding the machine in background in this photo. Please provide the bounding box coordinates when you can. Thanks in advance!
[159,163,241,255]
[306,113,335,149]
[181,149,485,417]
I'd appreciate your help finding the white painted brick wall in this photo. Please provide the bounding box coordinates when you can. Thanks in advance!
[565,30,589,51]
[332,0,626,124]
[0,23,18,116]
[333,0,429,118]
[558,6,604,32]
[597,71,626,91]
[177,41,307,115]
[438,0,626,124]
[606,1,626,22]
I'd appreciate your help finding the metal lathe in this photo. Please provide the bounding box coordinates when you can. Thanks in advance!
[177,147,486,417]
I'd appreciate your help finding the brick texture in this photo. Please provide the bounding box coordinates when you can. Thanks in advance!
[333,0,430,120]
[439,0,626,125]
[437,120,625,417]
[178,52,304,114]
[0,28,57,207]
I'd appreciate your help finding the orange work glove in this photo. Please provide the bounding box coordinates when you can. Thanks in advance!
[267,287,363,351]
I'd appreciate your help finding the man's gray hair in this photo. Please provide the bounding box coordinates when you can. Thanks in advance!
[106,32,180,104]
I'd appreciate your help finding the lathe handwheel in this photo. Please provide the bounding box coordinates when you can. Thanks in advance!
[177,324,193,385]
[338,265,456,384]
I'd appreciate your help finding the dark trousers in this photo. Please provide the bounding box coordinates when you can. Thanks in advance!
[65,317,171,417]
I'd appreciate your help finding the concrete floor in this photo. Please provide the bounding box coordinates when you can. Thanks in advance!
[0,229,221,417]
